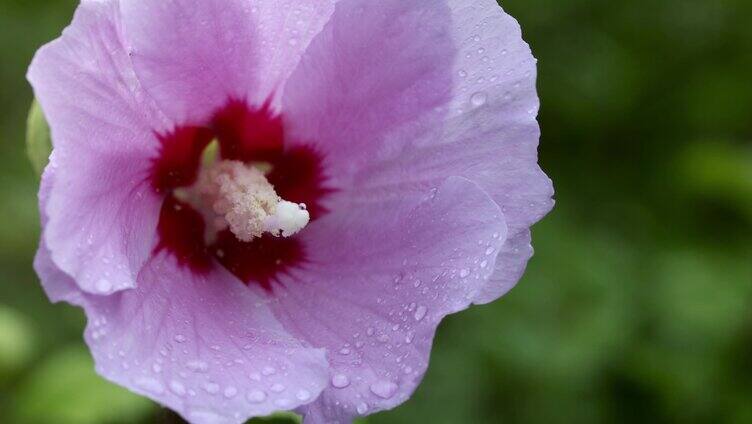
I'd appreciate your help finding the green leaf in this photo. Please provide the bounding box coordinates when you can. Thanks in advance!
[26,99,52,177]
[12,345,155,424]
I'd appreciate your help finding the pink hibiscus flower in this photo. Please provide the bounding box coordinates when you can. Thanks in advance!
[28,0,554,422]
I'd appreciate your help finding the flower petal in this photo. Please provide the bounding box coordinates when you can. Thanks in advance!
[344,0,554,304]
[36,186,329,424]
[34,238,85,306]
[36,164,329,423]
[33,163,84,305]
[269,178,507,421]
[28,0,167,295]
[121,0,335,123]
[281,0,455,180]
[43,253,329,424]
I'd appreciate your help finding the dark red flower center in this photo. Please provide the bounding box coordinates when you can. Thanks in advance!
[150,99,332,290]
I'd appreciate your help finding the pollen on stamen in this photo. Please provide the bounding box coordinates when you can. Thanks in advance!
[194,160,310,242]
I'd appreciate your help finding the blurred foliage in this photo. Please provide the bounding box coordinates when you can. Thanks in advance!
[11,346,154,424]
[0,306,35,382]
[1,0,751,423]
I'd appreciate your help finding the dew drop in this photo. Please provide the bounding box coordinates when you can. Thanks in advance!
[356,402,368,414]
[96,278,112,293]
[370,380,398,399]
[186,360,209,373]
[459,269,471,278]
[261,366,276,376]
[271,383,285,393]
[135,377,165,394]
[296,389,311,401]
[174,334,187,343]
[332,373,350,389]
[414,305,427,321]
[203,382,220,394]
[470,92,488,107]
[223,386,238,398]
[247,390,267,403]
[170,380,187,396]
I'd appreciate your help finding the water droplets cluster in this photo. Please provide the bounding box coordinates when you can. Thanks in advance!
[96,329,327,421]
[450,8,538,117]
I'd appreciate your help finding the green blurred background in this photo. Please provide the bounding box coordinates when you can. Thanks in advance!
[1,0,751,423]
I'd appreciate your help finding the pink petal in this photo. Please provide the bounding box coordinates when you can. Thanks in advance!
[39,252,329,424]
[28,0,166,295]
[445,0,554,302]
[339,0,554,304]
[270,178,507,421]
[33,162,83,305]
[35,161,328,422]
[281,0,455,180]
[34,237,84,306]
[121,0,334,123]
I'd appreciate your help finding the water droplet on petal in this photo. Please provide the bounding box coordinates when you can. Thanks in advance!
[370,380,398,399]
[247,390,267,403]
[135,377,165,394]
[262,366,276,376]
[203,382,220,394]
[470,92,488,107]
[296,389,311,401]
[223,386,238,398]
[332,374,350,389]
[414,305,427,321]
[186,360,209,373]
[170,380,187,396]
[96,279,112,293]
[271,383,285,393]
[357,402,368,414]
[459,269,471,278]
